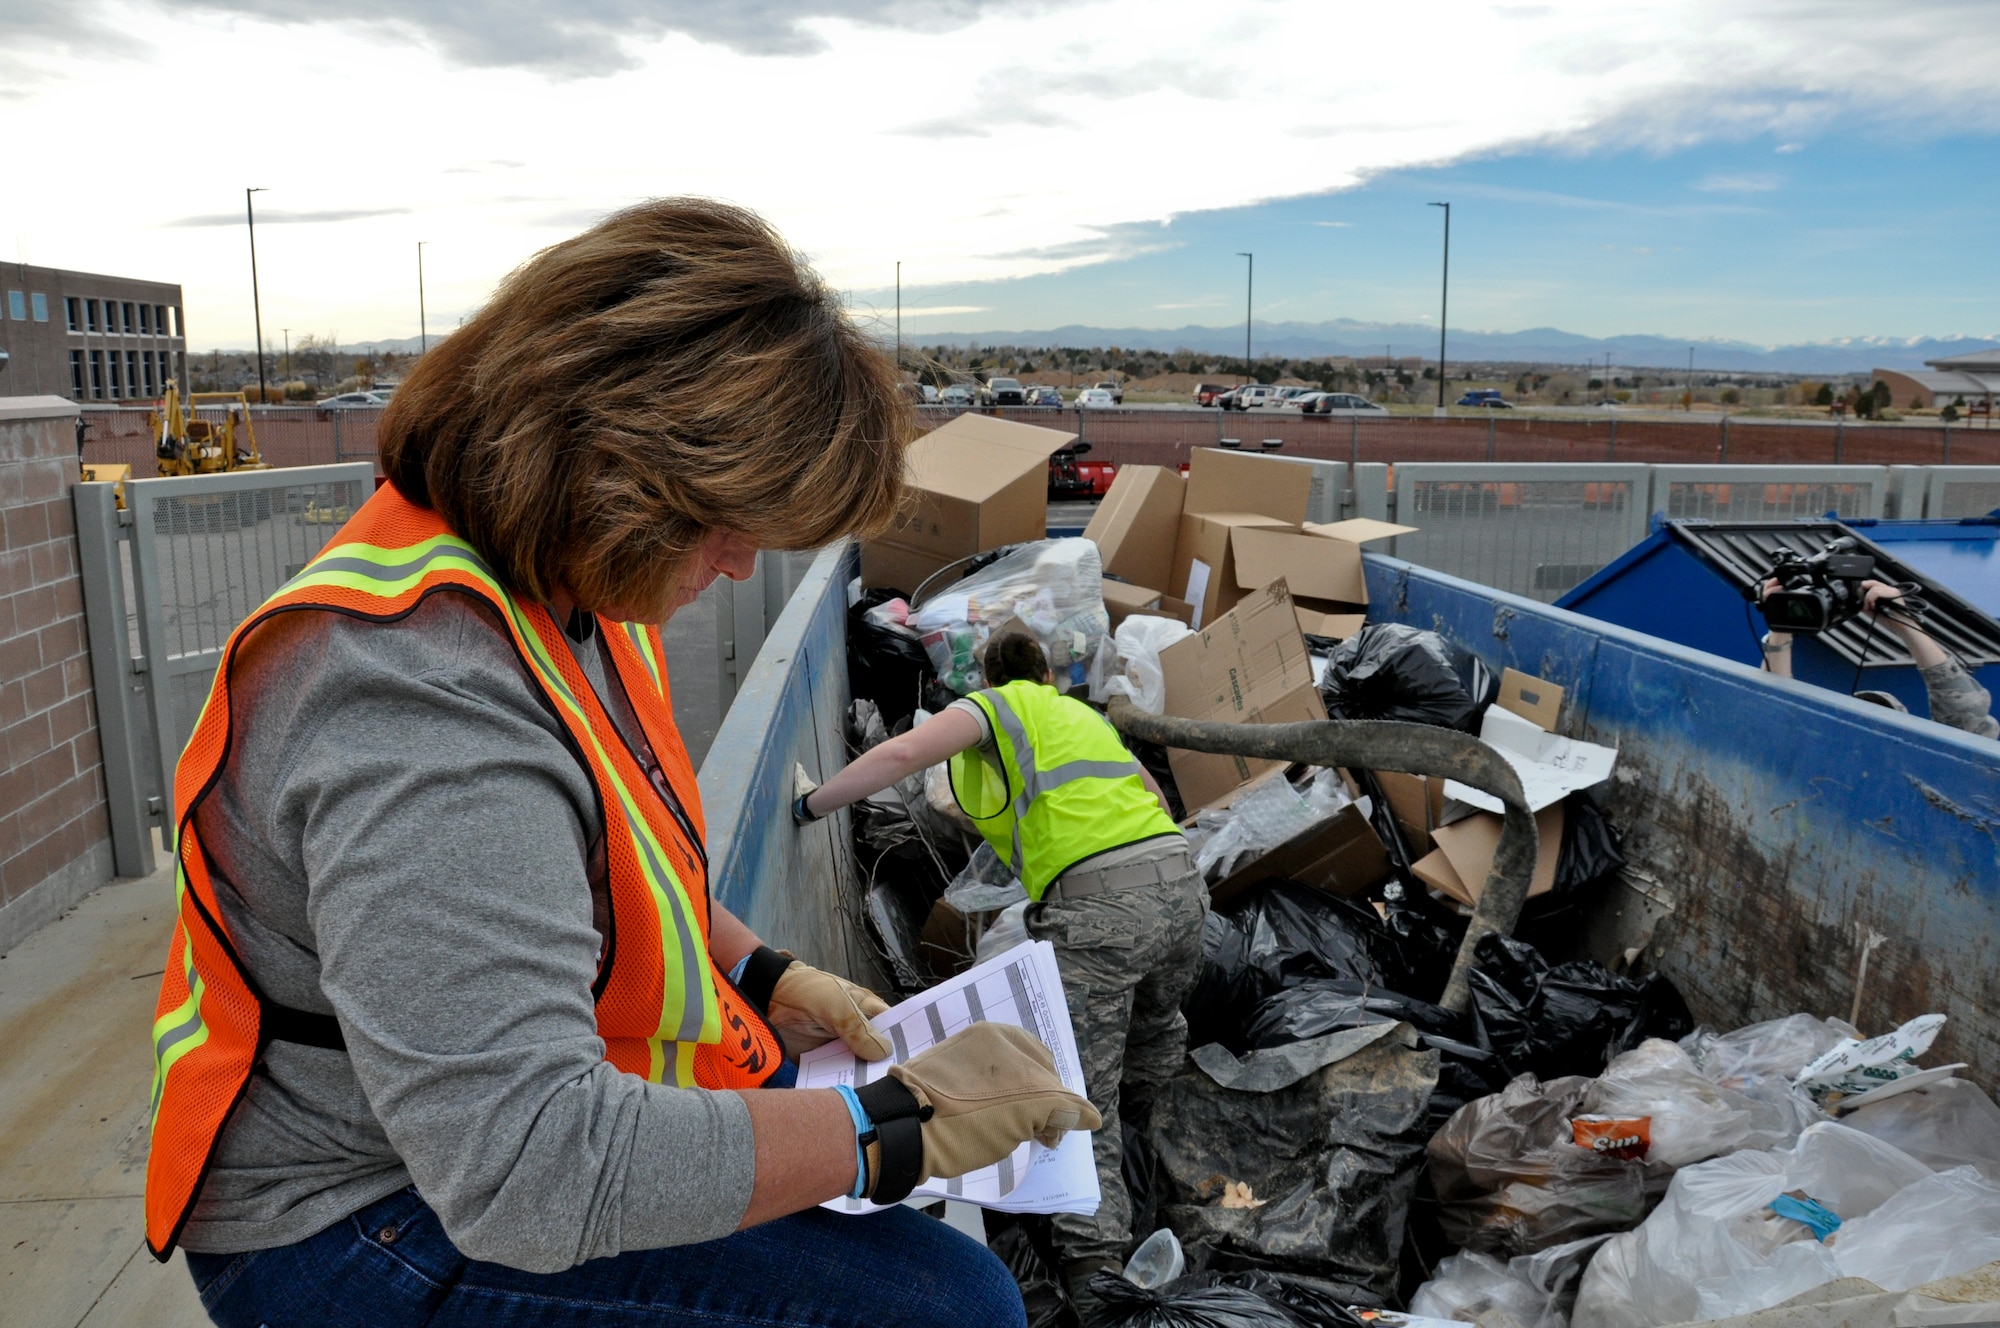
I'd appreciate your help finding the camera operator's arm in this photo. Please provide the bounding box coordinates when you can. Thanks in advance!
[1757,579,1794,678]
[1862,581,1999,739]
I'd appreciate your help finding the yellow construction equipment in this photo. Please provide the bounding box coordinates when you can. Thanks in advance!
[149,382,269,477]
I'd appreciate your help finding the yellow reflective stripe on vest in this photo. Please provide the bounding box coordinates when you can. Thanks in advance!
[149,867,209,1125]
[976,690,1143,807]
[623,622,666,699]
[283,534,719,1074]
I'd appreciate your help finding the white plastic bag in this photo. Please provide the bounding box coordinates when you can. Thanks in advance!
[1579,1039,1756,1171]
[1571,1123,1934,1328]
[913,539,1110,695]
[943,842,1028,914]
[1843,1078,2000,1180]
[1833,1164,2000,1292]
[974,901,1030,963]
[1096,614,1194,714]
[1411,1249,1565,1328]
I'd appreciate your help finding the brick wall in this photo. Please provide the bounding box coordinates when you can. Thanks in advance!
[0,396,112,950]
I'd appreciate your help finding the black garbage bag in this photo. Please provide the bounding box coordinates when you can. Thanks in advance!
[847,590,932,728]
[1124,1115,1160,1247]
[1184,910,1260,1050]
[1553,795,1624,895]
[990,1220,1075,1328]
[1147,1029,1437,1305]
[1319,624,1496,732]
[1241,980,1510,1135]
[1088,1270,1367,1328]
[1468,933,1694,1082]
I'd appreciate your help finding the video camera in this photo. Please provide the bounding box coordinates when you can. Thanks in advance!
[1761,537,1876,635]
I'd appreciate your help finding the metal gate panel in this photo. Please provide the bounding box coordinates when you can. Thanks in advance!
[1924,466,2000,519]
[1649,464,1887,522]
[1390,463,1653,602]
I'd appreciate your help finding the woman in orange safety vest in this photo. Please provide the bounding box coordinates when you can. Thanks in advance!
[145,200,1091,1328]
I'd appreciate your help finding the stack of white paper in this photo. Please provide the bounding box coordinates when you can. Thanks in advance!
[797,940,1101,1217]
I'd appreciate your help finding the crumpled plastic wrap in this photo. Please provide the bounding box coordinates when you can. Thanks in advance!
[1408,1234,1608,1328]
[1570,1122,1938,1328]
[1188,771,1354,880]
[910,538,1110,695]
[1578,1039,1759,1171]
[1147,1029,1437,1305]
[943,842,1028,914]
[1842,1077,2000,1180]
[1097,613,1197,713]
[1680,1012,1847,1150]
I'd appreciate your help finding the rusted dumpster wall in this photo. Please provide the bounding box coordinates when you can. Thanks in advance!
[1366,555,2000,1089]
[698,542,883,988]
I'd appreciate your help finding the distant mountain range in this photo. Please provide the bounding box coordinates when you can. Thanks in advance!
[909,320,2000,375]
[251,323,1998,375]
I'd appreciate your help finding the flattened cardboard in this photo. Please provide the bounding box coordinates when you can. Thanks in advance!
[1085,465,1185,590]
[1185,447,1311,525]
[1294,608,1367,641]
[1207,802,1393,907]
[1305,518,1417,547]
[862,413,1076,590]
[1424,804,1564,908]
[1157,580,1326,811]
[1497,668,1564,732]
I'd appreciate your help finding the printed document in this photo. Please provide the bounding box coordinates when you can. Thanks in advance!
[797,940,1101,1216]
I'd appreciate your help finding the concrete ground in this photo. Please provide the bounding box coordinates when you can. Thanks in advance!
[0,858,208,1328]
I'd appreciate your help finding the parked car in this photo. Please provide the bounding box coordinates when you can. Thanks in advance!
[1273,386,1316,405]
[1223,384,1284,410]
[982,376,1027,407]
[938,384,975,406]
[317,391,392,408]
[1456,389,1512,408]
[904,382,940,404]
[1092,380,1124,405]
[1076,387,1117,408]
[1299,392,1389,416]
[1024,385,1064,406]
[1193,381,1232,407]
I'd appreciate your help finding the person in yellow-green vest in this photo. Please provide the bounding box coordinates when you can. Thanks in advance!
[797,632,1208,1310]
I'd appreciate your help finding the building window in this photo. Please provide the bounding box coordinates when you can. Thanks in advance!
[170,307,181,338]
[31,293,48,322]
[139,303,152,335]
[123,302,137,334]
[6,290,22,320]
[140,350,153,395]
[86,299,100,332]
[65,297,79,331]
[70,351,86,398]
[157,305,170,337]
[127,350,141,398]
[89,350,104,399]
[109,352,123,399]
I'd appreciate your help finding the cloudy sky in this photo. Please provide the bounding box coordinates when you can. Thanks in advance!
[4,0,1996,349]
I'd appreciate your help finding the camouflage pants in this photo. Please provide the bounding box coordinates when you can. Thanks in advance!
[1025,859,1208,1270]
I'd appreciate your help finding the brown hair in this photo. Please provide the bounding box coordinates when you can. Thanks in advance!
[982,632,1052,687]
[378,198,910,621]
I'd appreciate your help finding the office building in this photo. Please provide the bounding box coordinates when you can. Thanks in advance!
[0,263,187,403]
[1871,348,2000,412]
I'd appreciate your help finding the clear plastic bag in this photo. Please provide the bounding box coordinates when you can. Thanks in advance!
[1097,614,1196,713]
[1409,1248,1568,1328]
[1842,1078,2000,1180]
[975,900,1031,963]
[912,539,1110,695]
[1680,1012,1848,1150]
[1190,773,1347,880]
[944,842,1029,914]
[1579,1039,1756,1171]
[1570,1122,1935,1328]
[1832,1164,2000,1292]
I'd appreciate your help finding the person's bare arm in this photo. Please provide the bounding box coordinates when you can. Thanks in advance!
[708,903,762,973]
[805,708,985,816]
[1863,580,1950,667]
[733,1088,858,1228]
[1757,578,1794,678]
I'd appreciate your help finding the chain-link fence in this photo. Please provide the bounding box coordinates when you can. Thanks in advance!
[79,405,382,474]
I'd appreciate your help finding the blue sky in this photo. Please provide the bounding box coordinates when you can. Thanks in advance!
[866,132,2000,348]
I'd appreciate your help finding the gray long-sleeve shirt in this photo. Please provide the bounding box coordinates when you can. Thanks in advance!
[179,591,756,1270]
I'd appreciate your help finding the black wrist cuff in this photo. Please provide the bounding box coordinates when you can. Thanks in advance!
[737,946,793,1014]
[854,1075,930,1205]
[793,794,821,824]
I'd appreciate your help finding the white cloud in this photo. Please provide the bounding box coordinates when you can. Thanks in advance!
[1692,173,1784,192]
[3,0,1995,344]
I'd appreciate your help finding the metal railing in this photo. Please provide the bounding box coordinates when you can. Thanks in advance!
[1924,466,2000,520]
[1648,465,1888,522]
[1386,464,1652,603]
[73,464,376,875]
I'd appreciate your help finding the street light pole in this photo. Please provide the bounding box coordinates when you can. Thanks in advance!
[282,328,290,380]
[417,241,429,355]
[1236,252,1253,378]
[246,187,268,404]
[1428,201,1450,411]
[1687,346,1694,411]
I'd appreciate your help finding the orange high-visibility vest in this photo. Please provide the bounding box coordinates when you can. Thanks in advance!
[143,483,781,1260]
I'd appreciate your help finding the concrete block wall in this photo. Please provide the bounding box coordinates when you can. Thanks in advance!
[0,396,113,951]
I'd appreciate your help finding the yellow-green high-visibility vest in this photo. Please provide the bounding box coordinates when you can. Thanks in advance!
[947,680,1182,899]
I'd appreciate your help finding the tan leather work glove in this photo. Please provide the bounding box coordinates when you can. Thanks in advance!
[767,961,893,1061]
[871,1022,1101,1191]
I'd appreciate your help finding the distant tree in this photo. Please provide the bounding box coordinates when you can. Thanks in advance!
[1720,388,1742,405]
[1120,360,1145,379]
[1588,377,1604,391]
[1814,383,1835,407]
[1942,402,1961,422]
[1871,380,1894,415]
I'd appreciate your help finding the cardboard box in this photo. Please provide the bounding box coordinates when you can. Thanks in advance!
[1157,579,1326,811]
[1497,667,1565,731]
[918,897,980,978]
[1085,465,1185,591]
[1207,801,1394,906]
[1184,447,1313,526]
[1374,770,1447,856]
[1101,579,1194,629]
[861,413,1076,591]
[1415,804,1564,909]
[1171,511,1294,628]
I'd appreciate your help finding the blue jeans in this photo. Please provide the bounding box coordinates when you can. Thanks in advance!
[185,1186,1025,1327]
